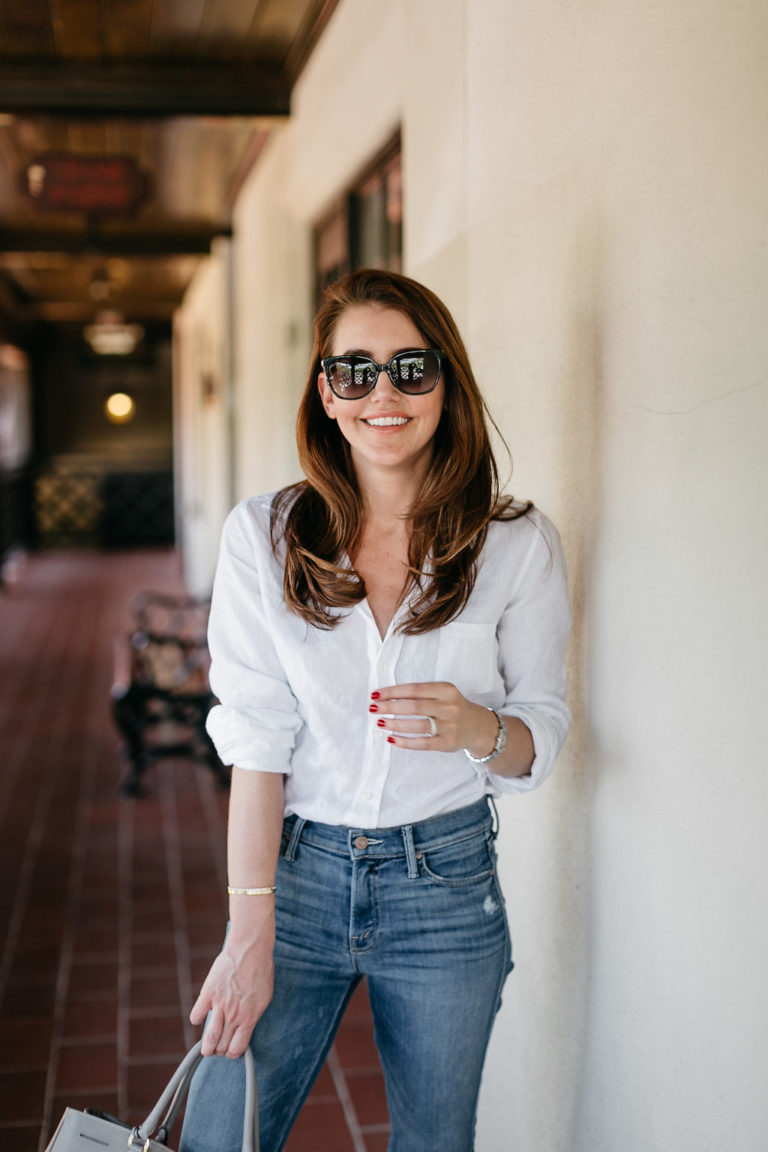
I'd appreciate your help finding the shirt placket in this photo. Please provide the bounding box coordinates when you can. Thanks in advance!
[346,602,405,827]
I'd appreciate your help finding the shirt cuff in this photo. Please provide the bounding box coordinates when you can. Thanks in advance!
[483,704,569,794]
[206,704,297,774]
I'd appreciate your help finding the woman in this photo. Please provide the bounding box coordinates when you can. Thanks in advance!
[180,268,571,1152]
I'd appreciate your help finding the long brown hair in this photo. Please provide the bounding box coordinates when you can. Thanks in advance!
[271,268,530,634]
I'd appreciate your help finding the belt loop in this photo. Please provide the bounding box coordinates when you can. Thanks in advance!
[283,816,307,861]
[401,824,419,879]
[488,796,500,840]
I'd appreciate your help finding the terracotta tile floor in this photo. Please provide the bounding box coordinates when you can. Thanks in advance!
[0,549,390,1152]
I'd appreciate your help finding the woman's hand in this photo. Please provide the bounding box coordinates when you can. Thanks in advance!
[370,681,498,757]
[191,766,284,1059]
[190,911,275,1059]
[370,682,536,777]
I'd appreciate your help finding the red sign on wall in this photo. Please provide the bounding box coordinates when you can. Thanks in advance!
[23,154,148,214]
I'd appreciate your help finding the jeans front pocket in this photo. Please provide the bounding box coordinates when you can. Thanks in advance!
[419,830,495,887]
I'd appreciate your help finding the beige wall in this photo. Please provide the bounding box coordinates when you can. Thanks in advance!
[460,2,768,1148]
[173,238,233,596]
[177,1,768,1147]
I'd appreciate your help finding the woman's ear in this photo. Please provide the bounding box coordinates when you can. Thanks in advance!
[317,371,337,419]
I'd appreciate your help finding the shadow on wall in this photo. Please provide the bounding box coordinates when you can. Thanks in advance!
[552,199,606,1143]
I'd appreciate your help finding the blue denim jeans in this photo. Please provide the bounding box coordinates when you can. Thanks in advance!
[180,797,512,1152]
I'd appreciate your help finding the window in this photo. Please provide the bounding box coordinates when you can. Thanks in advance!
[314,133,402,300]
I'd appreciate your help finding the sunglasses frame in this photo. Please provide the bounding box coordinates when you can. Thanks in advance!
[321,348,444,400]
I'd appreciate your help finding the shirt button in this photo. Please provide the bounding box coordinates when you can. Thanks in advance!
[354,835,369,850]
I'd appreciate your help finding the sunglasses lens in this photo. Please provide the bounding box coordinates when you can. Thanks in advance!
[391,351,441,393]
[325,351,442,398]
[327,357,377,399]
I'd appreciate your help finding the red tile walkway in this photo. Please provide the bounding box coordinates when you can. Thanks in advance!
[0,549,390,1152]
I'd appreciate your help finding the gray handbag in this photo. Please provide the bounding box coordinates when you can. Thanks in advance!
[44,1040,258,1152]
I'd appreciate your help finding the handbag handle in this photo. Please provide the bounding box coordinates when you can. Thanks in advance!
[132,1040,258,1151]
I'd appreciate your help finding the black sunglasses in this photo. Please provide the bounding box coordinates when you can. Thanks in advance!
[321,348,444,400]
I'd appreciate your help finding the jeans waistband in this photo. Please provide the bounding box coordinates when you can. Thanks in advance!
[281,796,497,873]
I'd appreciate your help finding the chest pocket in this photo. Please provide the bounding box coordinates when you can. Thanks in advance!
[435,621,498,696]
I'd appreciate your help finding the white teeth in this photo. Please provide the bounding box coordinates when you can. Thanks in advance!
[364,416,410,426]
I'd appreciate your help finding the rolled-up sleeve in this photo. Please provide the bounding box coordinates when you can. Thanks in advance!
[205,501,302,772]
[487,512,572,794]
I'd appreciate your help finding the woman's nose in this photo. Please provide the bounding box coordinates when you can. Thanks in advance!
[370,367,399,400]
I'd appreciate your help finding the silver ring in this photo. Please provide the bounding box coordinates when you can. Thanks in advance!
[425,715,438,739]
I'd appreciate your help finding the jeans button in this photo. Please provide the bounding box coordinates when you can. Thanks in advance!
[354,835,369,850]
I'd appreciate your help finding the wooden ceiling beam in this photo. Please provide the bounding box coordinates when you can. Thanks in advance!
[38,301,182,322]
[0,226,231,256]
[0,61,291,117]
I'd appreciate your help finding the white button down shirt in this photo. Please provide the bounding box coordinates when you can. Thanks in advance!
[206,494,571,828]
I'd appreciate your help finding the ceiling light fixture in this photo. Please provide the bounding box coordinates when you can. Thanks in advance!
[89,268,111,301]
[84,310,144,356]
[104,392,136,424]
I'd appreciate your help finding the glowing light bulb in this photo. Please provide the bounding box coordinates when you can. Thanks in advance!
[105,392,135,424]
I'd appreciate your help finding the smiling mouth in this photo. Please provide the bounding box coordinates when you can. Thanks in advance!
[363,416,411,427]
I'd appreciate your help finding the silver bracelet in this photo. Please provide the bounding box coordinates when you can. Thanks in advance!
[464,709,508,764]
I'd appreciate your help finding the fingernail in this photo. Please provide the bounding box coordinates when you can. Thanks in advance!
[370,691,380,699]
[369,704,378,712]
[377,718,385,727]
[387,736,396,744]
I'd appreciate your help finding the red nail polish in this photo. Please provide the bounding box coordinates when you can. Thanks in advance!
[377,718,385,727]
[370,691,381,699]
[369,704,378,712]
[387,736,396,744]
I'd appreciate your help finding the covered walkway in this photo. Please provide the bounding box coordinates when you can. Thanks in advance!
[0,549,388,1152]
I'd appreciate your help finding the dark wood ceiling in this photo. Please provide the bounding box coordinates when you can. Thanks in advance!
[0,0,339,333]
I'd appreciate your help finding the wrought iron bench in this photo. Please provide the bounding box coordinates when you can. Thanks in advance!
[111,591,229,796]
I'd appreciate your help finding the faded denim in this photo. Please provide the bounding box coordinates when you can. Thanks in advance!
[180,797,512,1152]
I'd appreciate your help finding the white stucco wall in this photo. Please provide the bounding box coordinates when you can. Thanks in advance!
[173,238,233,596]
[176,1,768,1148]
[459,4,768,1150]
